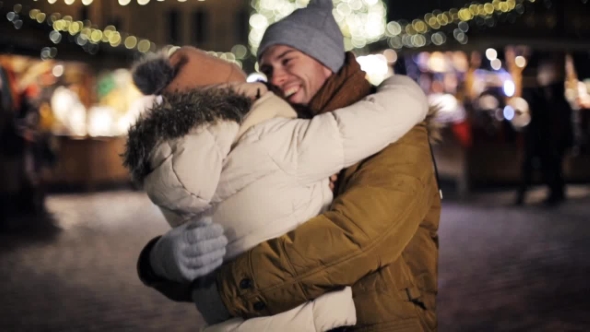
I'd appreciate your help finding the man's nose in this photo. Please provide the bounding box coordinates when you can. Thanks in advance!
[269,69,287,89]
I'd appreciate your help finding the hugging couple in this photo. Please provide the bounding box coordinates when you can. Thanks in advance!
[123,0,441,331]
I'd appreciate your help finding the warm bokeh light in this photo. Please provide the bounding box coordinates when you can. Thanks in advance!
[515,55,527,68]
[249,0,387,54]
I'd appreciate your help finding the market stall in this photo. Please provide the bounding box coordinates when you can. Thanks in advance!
[1,54,153,192]
[397,47,590,195]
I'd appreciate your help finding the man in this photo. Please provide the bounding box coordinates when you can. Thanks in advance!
[516,51,573,206]
[137,0,441,330]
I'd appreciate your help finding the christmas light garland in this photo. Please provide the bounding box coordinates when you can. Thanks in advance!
[248,0,537,53]
[4,3,155,58]
[384,0,534,49]
[4,0,587,64]
[3,2,245,67]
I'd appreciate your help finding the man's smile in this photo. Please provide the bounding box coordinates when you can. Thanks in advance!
[283,85,300,98]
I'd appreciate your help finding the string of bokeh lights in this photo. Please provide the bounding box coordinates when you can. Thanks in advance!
[249,0,536,52]
[30,0,532,52]
[384,0,532,49]
[4,0,585,64]
[3,2,248,68]
[39,0,204,5]
[5,3,154,58]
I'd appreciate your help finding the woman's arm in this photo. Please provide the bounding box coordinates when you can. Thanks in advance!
[284,75,428,184]
[201,287,355,332]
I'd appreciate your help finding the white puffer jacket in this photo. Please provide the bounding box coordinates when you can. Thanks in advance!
[131,75,428,331]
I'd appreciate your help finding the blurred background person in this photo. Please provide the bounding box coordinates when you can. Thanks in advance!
[0,63,26,226]
[516,51,574,206]
[0,63,53,228]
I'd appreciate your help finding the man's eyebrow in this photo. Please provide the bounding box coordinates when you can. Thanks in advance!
[277,49,295,59]
[260,50,295,72]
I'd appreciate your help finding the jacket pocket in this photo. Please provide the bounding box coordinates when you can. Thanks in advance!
[384,260,424,306]
[384,262,437,331]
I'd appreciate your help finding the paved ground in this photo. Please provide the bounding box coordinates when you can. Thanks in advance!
[0,186,589,331]
[437,186,590,332]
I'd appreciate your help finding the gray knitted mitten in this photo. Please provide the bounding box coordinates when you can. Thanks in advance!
[149,217,228,283]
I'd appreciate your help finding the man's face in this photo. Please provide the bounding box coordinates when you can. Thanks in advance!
[259,45,332,105]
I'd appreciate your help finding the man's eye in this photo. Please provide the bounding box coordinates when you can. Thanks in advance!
[261,68,271,77]
[282,58,292,66]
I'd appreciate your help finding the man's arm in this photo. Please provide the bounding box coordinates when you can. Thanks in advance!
[216,123,438,318]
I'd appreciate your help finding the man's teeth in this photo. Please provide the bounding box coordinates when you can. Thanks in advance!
[284,87,298,97]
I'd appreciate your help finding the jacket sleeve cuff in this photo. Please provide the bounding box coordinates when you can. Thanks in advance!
[137,236,193,302]
[137,236,165,286]
[216,251,277,319]
[192,274,232,324]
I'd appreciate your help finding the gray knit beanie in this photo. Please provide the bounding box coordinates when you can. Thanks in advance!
[257,0,345,73]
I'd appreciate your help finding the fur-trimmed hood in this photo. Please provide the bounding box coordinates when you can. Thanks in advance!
[122,88,252,185]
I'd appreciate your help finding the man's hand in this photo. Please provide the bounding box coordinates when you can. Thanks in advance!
[224,82,269,100]
[329,173,339,192]
[149,217,228,283]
